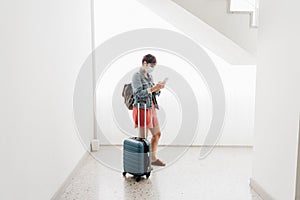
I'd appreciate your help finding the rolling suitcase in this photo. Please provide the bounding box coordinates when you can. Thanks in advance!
[122,102,152,182]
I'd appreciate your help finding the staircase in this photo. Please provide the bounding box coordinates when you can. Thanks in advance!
[229,0,259,28]
[136,0,257,64]
[169,0,258,56]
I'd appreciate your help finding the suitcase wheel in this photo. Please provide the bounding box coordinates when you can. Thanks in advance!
[135,176,141,182]
[146,173,150,179]
[122,172,127,177]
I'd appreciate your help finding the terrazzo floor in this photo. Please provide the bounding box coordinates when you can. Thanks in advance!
[56,146,263,200]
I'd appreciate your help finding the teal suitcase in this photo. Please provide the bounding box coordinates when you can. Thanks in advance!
[122,103,152,182]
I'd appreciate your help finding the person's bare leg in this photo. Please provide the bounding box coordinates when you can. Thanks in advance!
[139,127,149,139]
[150,131,161,161]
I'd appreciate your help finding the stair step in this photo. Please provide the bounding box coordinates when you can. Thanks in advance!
[229,0,259,28]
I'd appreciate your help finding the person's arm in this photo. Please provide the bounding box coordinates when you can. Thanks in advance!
[132,73,151,99]
[149,75,163,95]
[151,83,161,96]
[132,73,163,99]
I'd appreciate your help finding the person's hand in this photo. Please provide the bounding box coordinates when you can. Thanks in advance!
[150,82,165,93]
[157,81,165,89]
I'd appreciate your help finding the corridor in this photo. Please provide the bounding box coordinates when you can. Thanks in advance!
[56,147,262,200]
[2,0,300,199]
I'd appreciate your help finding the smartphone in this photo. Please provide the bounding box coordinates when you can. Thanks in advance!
[162,77,168,84]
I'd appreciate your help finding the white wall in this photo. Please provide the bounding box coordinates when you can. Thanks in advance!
[208,51,256,146]
[94,0,256,146]
[251,0,300,199]
[0,1,92,199]
[96,53,256,146]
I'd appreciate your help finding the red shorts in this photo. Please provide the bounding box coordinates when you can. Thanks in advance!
[132,101,159,128]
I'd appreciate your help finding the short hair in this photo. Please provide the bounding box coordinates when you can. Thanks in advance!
[142,54,156,65]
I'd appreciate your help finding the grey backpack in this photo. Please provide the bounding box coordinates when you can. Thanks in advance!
[122,83,134,110]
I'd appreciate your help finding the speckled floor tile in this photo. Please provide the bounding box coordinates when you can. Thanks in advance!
[56,147,263,200]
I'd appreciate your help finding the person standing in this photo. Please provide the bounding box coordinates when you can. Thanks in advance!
[131,54,166,166]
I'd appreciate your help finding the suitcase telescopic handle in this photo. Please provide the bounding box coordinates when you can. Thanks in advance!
[137,93,153,139]
[137,102,147,137]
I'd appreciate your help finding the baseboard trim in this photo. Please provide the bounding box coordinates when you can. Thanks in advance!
[250,178,275,200]
[51,151,90,200]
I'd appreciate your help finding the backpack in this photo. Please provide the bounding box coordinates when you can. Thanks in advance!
[122,73,144,110]
[122,83,134,110]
